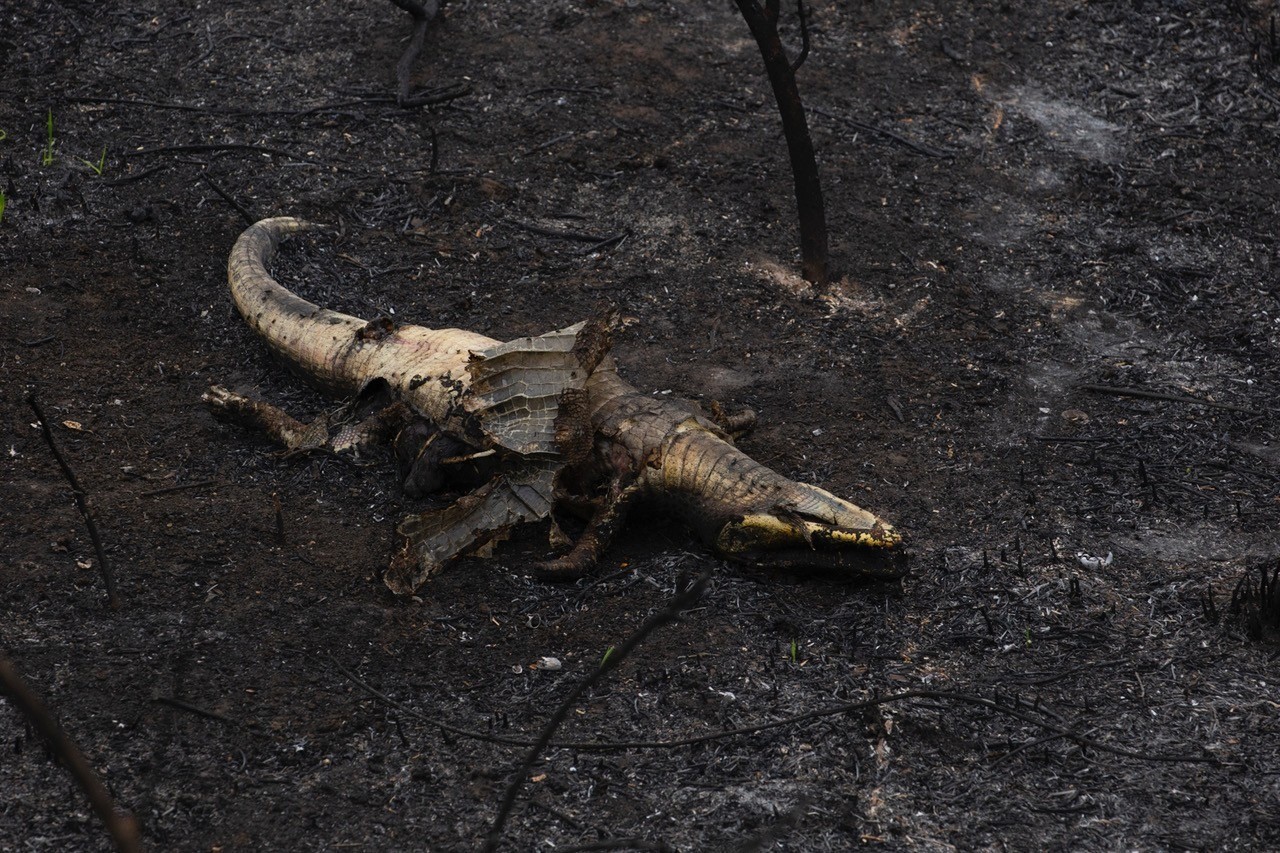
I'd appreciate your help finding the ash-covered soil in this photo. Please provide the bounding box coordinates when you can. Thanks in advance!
[2,1,1279,850]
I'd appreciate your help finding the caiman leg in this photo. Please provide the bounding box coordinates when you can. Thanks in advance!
[203,385,330,454]
[537,455,646,581]
[204,385,415,461]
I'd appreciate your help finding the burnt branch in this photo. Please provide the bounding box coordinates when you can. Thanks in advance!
[480,572,711,853]
[201,174,255,225]
[387,0,446,107]
[336,652,1219,766]
[27,393,121,609]
[0,654,142,851]
[732,0,829,285]
[790,0,811,73]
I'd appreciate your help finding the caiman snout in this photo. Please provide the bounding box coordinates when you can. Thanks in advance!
[713,482,905,579]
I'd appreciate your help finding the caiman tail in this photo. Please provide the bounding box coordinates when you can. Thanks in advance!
[227,217,498,422]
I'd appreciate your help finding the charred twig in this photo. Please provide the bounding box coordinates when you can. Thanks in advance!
[532,131,575,151]
[152,695,236,725]
[331,657,532,747]
[66,93,471,117]
[387,0,447,107]
[551,688,1220,765]
[480,572,711,853]
[131,143,324,165]
[201,175,255,225]
[0,654,143,852]
[103,165,166,188]
[732,0,829,285]
[579,231,630,255]
[1078,383,1256,414]
[811,106,956,158]
[27,393,121,609]
[336,657,1218,765]
[789,0,811,72]
[505,218,613,243]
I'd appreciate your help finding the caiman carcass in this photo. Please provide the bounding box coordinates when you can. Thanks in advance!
[205,217,905,593]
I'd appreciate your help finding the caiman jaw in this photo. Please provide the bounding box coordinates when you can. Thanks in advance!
[713,484,905,579]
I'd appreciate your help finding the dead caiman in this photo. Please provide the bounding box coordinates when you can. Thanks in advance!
[205,217,905,593]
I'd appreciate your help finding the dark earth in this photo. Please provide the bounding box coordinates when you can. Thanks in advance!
[3,1,1280,849]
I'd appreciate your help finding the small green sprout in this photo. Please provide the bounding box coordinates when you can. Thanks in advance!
[0,191,6,223]
[0,129,8,142]
[789,639,799,663]
[41,110,55,166]
[80,146,107,176]
[600,645,616,667]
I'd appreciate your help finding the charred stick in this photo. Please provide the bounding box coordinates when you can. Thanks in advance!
[789,0,811,72]
[733,0,829,285]
[337,656,1215,765]
[578,231,629,255]
[811,107,954,158]
[27,393,121,609]
[201,175,256,225]
[388,0,443,106]
[66,92,471,118]
[505,218,611,243]
[1078,383,1255,413]
[152,696,235,725]
[331,657,537,747]
[131,143,323,165]
[533,131,575,151]
[550,688,1220,764]
[0,654,143,852]
[480,572,711,853]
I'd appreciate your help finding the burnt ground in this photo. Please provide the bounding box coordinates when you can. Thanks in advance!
[3,0,1280,849]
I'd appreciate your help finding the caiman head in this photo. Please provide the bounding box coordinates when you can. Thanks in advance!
[658,428,906,581]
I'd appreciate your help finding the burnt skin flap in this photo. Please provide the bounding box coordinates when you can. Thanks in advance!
[384,317,613,594]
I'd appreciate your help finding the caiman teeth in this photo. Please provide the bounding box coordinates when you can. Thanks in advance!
[716,513,902,555]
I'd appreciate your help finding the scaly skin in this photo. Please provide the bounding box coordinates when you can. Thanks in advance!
[228,218,497,423]
[215,217,904,589]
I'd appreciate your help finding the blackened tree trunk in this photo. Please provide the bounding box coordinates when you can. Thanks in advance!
[733,0,829,286]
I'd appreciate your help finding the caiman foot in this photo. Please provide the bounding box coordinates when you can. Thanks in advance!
[204,384,415,460]
[203,385,330,454]
[536,446,651,581]
[536,478,643,581]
